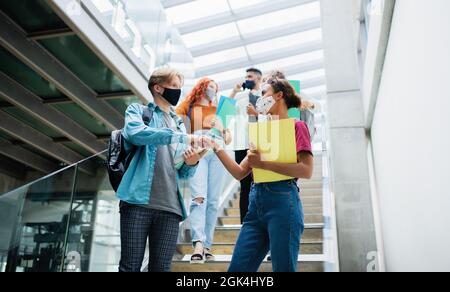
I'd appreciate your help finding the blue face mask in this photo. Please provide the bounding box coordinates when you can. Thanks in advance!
[242,80,256,90]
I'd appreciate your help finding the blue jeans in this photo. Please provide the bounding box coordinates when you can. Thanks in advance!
[189,151,226,249]
[228,180,304,272]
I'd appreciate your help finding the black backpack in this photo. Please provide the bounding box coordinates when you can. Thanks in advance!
[107,106,153,192]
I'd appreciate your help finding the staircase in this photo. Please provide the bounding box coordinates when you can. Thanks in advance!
[171,156,326,272]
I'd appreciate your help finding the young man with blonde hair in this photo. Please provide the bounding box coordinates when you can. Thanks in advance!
[118,68,209,272]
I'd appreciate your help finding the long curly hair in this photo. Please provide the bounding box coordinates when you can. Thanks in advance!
[186,77,218,105]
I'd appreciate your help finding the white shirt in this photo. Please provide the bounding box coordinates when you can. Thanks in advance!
[229,90,261,151]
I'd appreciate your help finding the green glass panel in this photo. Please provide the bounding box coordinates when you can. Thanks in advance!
[2,108,62,138]
[106,96,142,115]
[0,47,65,100]
[39,35,129,94]
[51,103,112,136]
[67,157,118,272]
[0,166,76,272]
[0,0,68,33]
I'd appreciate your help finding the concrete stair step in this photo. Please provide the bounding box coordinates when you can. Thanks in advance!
[233,186,323,199]
[300,183,324,189]
[177,241,323,255]
[300,189,322,196]
[225,206,323,217]
[185,224,323,243]
[224,207,323,215]
[219,214,324,225]
[300,179,323,184]
[171,255,325,272]
[230,197,322,208]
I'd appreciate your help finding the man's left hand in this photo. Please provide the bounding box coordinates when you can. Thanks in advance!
[184,147,208,166]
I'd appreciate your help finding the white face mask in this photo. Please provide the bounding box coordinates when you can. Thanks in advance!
[256,95,276,115]
[205,88,216,100]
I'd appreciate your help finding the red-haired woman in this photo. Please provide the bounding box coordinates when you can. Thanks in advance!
[176,78,232,264]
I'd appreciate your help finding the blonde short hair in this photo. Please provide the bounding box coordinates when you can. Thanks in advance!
[148,68,184,94]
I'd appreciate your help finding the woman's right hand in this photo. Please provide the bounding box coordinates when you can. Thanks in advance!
[188,135,212,149]
[204,138,223,153]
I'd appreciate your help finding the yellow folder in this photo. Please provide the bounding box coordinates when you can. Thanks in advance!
[248,119,297,183]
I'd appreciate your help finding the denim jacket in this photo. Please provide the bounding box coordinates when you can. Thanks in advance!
[117,103,197,220]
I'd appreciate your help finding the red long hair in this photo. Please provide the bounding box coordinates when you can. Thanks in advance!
[186,78,219,105]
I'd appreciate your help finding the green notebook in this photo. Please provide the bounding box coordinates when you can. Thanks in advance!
[216,96,237,129]
[289,80,301,94]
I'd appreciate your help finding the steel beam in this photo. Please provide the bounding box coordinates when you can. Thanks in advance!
[0,110,97,175]
[0,154,27,180]
[0,71,106,155]
[27,27,75,40]
[0,139,58,173]
[0,11,124,130]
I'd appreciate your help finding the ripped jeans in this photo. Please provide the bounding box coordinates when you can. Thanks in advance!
[189,152,226,249]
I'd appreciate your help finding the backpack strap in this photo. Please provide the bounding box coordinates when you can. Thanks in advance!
[183,102,194,134]
[187,102,194,120]
[142,105,154,126]
[129,105,154,157]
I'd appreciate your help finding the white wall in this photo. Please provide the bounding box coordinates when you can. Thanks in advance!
[371,0,450,272]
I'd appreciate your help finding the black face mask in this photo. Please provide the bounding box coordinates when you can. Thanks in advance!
[242,80,256,90]
[161,88,182,106]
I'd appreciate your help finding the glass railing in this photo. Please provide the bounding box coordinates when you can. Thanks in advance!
[0,150,122,272]
[0,147,236,272]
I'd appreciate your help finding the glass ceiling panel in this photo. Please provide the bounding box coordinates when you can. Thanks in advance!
[207,50,324,84]
[194,47,248,68]
[182,23,240,48]
[302,85,327,96]
[227,0,268,10]
[165,0,231,25]
[246,29,322,56]
[209,68,247,83]
[256,51,324,71]
[289,69,326,81]
[236,2,321,35]
[164,0,325,92]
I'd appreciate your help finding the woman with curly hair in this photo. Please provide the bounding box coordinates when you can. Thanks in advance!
[176,78,232,264]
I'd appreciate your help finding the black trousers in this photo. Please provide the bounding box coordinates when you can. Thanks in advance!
[119,203,181,272]
[234,150,253,224]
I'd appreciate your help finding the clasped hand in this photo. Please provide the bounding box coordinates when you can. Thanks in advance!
[183,135,214,166]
